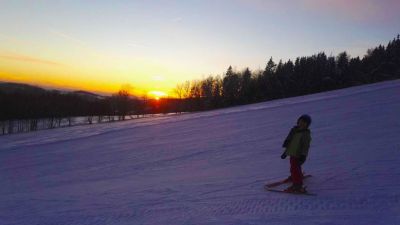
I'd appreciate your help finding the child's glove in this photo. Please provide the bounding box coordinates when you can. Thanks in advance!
[280,152,287,159]
[299,155,306,165]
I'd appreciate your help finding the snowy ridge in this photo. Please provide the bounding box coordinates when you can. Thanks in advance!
[0,80,400,224]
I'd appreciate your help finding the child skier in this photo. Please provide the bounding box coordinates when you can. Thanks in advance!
[280,114,312,193]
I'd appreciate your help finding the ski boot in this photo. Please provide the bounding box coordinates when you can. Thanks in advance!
[284,184,307,193]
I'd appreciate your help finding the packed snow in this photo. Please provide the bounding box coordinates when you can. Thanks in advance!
[1,80,400,225]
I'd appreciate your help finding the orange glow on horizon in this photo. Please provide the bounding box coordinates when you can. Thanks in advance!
[148,90,168,99]
[0,51,185,98]
[0,69,176,97]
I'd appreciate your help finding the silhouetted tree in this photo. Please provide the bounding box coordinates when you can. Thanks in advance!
[222,66,240,106]
[240,68,252,103]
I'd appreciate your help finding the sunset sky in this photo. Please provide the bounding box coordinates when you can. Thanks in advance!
[0,0,399,97]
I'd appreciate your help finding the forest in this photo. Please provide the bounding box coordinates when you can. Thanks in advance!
[174,35,400,111]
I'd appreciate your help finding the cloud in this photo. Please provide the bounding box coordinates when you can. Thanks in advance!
[50,29,109,59]
[50,29,86,46]
[128,43,149,49]
[0,53,64,66]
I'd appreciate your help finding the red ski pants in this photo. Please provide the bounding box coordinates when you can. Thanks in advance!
[290,156,303,185]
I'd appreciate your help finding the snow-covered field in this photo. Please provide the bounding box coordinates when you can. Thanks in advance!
[1,80,400,225]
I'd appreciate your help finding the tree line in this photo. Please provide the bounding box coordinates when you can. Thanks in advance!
[0,88,153,134]
[173,35,400,111]
[1,35,399,134]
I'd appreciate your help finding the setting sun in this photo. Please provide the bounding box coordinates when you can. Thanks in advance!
[149,90,167,99]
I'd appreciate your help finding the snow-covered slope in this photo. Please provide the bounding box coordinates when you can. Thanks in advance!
[1,80,400,225]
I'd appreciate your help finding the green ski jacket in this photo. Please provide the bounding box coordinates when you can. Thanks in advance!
[282,126,312,157]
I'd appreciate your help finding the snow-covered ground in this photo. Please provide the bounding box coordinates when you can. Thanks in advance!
[1,80,400,225]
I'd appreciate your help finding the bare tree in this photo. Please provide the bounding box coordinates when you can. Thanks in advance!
[140,91,149,116]
[174,83,185,100]
[182,81,191,98]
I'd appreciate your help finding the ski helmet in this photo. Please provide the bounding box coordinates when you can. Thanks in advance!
[298,114,312,127]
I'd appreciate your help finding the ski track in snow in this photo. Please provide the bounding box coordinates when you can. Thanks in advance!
[1,80,400,225]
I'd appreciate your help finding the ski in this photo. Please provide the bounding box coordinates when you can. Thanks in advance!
[264,174,312,188]
[266,188,317,196]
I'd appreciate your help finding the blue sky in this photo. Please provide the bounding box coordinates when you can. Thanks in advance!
[0,0,399,95]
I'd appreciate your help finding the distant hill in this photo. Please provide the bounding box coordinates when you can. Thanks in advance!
[72,90,104,101]
[0,81,142,122]
[0,82,104,100]
[0,82,47,95]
